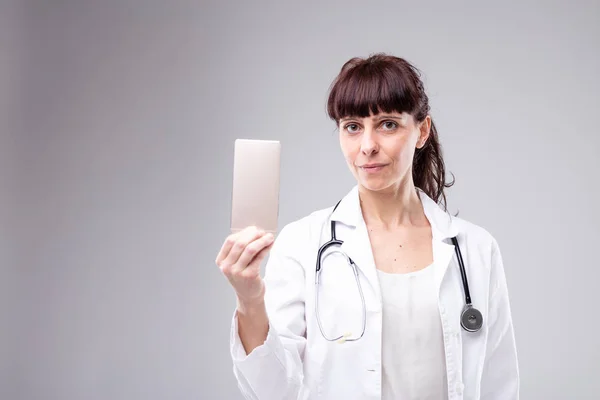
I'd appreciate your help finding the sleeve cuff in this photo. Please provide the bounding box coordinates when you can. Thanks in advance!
[229,309,282,363]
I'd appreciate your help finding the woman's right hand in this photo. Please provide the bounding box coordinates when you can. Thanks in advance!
[215,226,275,307]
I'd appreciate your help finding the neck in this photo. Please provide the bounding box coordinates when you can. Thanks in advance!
[358,182,427,230]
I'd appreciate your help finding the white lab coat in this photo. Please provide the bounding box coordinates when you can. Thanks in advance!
[229,185,519,400]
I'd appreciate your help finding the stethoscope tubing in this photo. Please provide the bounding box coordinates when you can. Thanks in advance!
[314,199,483,341]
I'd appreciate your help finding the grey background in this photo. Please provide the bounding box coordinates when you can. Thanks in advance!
[5,0,599,399]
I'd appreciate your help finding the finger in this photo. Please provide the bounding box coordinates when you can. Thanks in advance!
[233,233,274,274]
[217,226,261,266]
[222,227,265,272]
[215,231,241,266]
[240,241,274,279]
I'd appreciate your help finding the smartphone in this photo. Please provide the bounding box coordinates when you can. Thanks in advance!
[230,139,281,234]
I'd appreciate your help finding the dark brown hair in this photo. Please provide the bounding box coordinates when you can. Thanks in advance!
[326,53,454,211]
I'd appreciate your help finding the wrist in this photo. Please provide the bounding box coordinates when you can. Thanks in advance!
[236,296,265,315]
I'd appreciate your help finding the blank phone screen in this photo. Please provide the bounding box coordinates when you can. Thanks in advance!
[230,139,281,234]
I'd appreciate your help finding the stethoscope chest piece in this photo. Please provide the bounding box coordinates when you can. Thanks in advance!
[460,304,483,332]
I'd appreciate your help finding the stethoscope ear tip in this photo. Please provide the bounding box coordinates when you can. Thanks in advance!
[336,332,352,344]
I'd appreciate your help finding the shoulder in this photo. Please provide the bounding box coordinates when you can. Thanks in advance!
[450,215,510,299]
[272,204,334,255]
[453,215,495,243]
[451,214,502,263]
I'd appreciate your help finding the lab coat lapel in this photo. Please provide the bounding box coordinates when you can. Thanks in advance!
[340,216,381,296]
[418,189,460,292]
[432,238,456,292]
[331,186,381,296]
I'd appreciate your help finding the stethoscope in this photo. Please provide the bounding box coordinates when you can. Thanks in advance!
[314,199,483,344]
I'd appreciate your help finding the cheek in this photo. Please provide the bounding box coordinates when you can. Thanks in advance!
[385,143,417,175]
[401,143,416,161]
[400,148,418,170]
[339,139,357,163]
[344,150,357,168]
[389,138,414,162]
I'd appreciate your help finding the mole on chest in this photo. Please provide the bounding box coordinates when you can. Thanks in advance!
[369,229,433,273]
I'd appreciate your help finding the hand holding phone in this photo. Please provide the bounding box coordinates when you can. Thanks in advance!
[216,139,281,306]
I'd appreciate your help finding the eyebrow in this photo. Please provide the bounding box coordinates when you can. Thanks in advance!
[374,114,404,120]
[340,114,404,123]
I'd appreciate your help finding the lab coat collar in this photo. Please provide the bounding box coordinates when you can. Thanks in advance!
[330,185,460,297]
[330,184,459,241]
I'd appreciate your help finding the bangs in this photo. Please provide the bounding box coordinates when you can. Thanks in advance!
[327,57,422,122]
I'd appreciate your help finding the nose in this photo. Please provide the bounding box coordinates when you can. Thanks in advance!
[360,127,378,156]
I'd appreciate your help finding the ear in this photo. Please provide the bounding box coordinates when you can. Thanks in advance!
[416,115,431,149]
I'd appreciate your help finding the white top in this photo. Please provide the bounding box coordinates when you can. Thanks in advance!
[376,264,449,400]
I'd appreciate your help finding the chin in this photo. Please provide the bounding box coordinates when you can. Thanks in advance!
[358,178,395,193]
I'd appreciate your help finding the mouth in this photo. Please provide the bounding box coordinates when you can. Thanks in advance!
[359,163,387,173]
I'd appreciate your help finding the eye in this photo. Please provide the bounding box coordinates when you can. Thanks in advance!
[343,123,361,133]
[381,120,398,130]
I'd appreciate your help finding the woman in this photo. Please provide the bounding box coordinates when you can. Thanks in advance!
[216,54,519,400]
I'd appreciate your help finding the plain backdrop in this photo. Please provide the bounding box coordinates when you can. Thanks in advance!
[5,0,600,399]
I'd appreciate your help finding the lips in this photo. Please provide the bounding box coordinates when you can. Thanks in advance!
[359,163,387,173]
[361,164,386,168]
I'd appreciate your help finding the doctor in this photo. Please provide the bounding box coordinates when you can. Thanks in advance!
[216,53,519,400]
